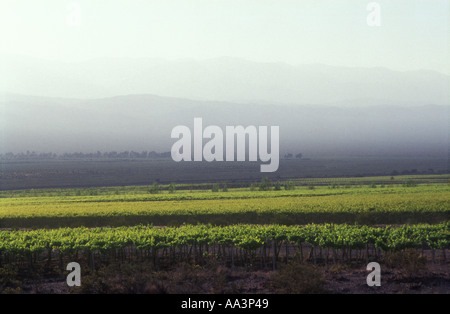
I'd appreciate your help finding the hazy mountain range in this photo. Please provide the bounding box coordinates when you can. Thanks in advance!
[1,54,449,106]
[1,93,447,157]
[0,55,448,157]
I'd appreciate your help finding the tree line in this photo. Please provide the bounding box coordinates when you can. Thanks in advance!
[0,150,171,160]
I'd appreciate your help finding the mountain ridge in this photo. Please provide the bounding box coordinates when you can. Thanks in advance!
[1,54,448,106]
[1,93,447,157]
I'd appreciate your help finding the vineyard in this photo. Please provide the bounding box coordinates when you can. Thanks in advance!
[0,223,448,270]
[0,177,449,293]
[0,184,448,228]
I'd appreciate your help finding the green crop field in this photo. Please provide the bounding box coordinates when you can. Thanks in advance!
[0,174,448,293]
[0,183,448,228]
[1,223,448,270]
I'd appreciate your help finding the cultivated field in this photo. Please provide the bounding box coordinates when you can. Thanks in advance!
[0,175,448,294]
[0,183,448,228]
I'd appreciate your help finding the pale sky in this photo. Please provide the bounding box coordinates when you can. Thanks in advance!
[0,0,449,74]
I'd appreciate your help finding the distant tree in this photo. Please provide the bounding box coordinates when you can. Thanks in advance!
[168,182,176,194]
[402,179,417,187]
[284,180,296,190]
[259,177,272,191]
[222,183,228,192]
[212,183,220,192]
[148,182,160,194]
[296,153,303,159]
[274,181,282,191]
[284,153,293,159]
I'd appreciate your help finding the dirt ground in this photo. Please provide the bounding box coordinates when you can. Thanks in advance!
[323,262,449,294]
[15,259,448,295]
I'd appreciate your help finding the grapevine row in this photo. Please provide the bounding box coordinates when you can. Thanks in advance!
[0,223,448,269]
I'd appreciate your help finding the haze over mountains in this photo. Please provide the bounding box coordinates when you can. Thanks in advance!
[0,55,448,157]
[1,54,449,105]
[1,94,448,157]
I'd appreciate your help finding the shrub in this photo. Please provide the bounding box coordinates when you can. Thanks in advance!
[274,181,281,191]
[148,182,160,194]
[0,265,22,294]
[284,180,296,190]
[382,249,427,277]
[402,179,417,187]
[212,183,220,192]
[168,183,176,194]
[259,177,272,191]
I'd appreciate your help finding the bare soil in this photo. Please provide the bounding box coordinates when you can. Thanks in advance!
[16,260,449,294]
